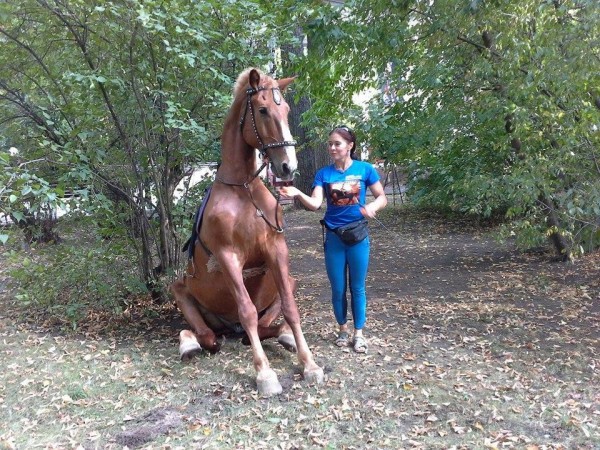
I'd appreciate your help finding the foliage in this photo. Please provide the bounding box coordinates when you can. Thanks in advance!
[3,0,598,315]
[7,218,146,329]
[0,145,66,246]
[0,0,310,300]
[295,0,600,258]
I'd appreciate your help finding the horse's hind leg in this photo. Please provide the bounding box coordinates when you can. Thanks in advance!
[253,306,296,352]
[170,279,220,359]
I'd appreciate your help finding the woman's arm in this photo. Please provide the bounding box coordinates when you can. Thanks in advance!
[279,185,324,211]
[361,181,387,218]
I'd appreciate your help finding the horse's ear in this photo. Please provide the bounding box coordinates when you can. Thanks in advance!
[249,69,261,91]
[277,76,297,92]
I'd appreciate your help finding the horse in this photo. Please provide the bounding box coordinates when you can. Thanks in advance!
[170,68,324,396]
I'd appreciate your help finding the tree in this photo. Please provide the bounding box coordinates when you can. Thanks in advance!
[280,25,330,200]
[0,0,308,298]
[295,0,600,258]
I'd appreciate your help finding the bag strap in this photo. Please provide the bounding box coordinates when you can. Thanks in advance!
[319,219,327,246]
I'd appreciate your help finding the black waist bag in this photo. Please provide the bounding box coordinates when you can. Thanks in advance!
[321,219,369,246]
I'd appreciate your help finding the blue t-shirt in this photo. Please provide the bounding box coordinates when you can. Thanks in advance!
[313,160,380,229]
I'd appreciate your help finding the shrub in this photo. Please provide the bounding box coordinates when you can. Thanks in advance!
[8,233,146,329]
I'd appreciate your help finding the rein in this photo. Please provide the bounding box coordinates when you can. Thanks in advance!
[215,161,285,233]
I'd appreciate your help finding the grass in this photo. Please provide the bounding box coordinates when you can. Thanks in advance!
[0,207,598,449]
[0,309,597,449]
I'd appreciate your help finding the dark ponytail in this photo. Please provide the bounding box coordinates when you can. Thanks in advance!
[330,125,360,160]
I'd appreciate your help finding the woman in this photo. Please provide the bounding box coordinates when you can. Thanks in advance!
[280,125,387,353]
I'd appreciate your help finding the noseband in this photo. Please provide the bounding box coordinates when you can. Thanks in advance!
[239,86,297,157]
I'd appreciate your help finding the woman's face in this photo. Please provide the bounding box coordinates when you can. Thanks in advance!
[327,132,354,162]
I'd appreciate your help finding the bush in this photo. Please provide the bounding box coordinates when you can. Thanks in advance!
[8,234,146,329]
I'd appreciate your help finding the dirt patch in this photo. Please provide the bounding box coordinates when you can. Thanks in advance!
[114,407,183,448]
[0,206,598,449]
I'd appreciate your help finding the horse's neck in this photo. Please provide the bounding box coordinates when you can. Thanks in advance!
[218,130,257,182]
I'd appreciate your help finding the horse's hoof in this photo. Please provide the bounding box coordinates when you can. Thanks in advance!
[277,333,297,353]
[304,366,325,385]
[256,369,283,397]
[179,330,202,362]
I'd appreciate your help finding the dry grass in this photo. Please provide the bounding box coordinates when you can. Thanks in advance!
[0,207,598,449]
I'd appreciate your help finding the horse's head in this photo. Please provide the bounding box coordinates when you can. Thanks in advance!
[240,69,298,181]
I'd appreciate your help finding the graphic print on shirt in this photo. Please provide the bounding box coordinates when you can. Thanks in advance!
[328,180,361,206]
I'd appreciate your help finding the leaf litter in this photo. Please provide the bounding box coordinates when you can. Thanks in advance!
[0,206,598,449]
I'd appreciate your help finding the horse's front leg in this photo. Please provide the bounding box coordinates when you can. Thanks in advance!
[267,242,324,385]
[171,278,220,358]
[215,250,283,397]
[243,275,297,351]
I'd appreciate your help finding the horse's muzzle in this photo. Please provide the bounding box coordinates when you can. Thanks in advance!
[271,161,296,182]
[280,162,293,178]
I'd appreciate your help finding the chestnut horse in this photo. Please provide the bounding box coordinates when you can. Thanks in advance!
[171,68,324,396]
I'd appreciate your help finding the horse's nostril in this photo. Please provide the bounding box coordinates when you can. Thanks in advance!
[281,163,291,175]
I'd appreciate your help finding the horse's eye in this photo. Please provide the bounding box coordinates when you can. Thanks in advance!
[258,107,268,115]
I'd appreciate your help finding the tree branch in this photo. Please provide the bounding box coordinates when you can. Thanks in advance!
[0,25,70,107]
[0,81,64,145]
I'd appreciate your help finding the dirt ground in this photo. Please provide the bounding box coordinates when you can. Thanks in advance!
[0,205,598,449]
[285,207,600,448]
[287,206,599,349]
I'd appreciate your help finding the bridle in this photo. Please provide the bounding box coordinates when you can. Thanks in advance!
[239,86,297,157]
[214,85,297,233]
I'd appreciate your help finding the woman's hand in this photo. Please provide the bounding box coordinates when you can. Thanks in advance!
[360,203,378,219]
[279,186,301,198]
[361,181,387,218]
[280,185,324,211]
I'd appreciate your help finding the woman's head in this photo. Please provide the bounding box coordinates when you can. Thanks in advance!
[329,125,359,160]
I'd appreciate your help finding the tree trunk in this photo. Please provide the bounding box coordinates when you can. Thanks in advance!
[539,194,572,262]
[281,28,329,206]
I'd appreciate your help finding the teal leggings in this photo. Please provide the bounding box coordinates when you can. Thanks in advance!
[324,229,370,330]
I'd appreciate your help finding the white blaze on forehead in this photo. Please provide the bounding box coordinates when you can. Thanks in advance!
[280,119,297,171]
